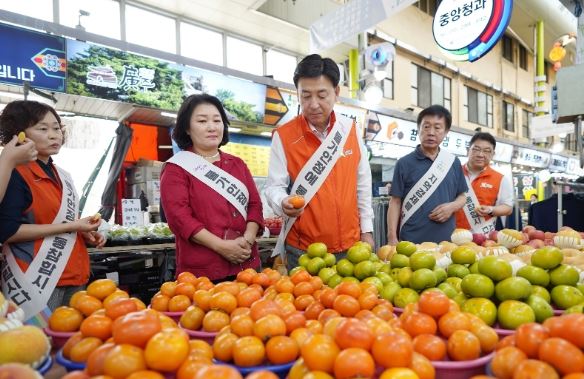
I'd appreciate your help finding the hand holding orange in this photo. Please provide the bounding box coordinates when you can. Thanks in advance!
[289,195,305,209]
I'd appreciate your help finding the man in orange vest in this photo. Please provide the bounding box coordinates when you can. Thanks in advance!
[265,54,374,271]
[455,132,513,234]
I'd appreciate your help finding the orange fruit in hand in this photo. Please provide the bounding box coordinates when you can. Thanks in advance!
[289,195,305,209]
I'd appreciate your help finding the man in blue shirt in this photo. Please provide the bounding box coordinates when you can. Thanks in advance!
[387,105,467,244]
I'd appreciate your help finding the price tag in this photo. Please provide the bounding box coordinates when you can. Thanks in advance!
[121,198,143,227]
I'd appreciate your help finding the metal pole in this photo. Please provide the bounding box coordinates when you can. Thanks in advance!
[576,115,583,168]
[514,198,520,231]
[557,183,563,230]
[536,20,545,117]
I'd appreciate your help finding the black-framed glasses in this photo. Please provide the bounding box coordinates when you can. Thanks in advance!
[470,147,493,155]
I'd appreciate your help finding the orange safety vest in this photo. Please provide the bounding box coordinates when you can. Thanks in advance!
[455,165,503,230]
[276,113,361,253]
[14,162,90,286]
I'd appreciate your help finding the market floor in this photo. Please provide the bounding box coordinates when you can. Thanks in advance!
[45,363,67,378]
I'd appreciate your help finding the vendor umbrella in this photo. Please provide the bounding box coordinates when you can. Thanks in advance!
[99,123,133,221]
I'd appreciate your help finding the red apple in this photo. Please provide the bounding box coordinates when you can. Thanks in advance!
[528,229,545,241]
[544,239,555,246]
[527,239,545,249]
[522,225,536,234]
[488,230,498,241]
[472,233,487,245]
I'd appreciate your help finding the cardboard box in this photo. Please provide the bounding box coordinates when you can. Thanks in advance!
[136,158,164,167]
[129,180,160,200]
[128,166,161,184]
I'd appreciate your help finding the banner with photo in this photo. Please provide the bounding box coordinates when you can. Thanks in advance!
[66,40,266,123]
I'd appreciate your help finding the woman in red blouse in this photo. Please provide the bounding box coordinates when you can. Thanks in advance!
[160,94,263,282]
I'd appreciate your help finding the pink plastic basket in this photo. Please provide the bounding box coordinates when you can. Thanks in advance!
[43,327,75,350]
[432,351,495,379]
[147,305,183,322]
[179,323,218,344]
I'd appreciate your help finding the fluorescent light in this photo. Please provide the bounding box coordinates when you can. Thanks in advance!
[363,83,383,105]
[161,112,177,118]
[228,127,241,133]
[260,131,272,137]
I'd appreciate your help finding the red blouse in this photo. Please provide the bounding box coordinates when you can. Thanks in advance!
[160,151,264,280]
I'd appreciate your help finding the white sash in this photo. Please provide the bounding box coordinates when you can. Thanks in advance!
[168,151,249,219]
[462,174,496,235]
[272,115,353,258]
[400,148,456,228]
[1,166,78,322]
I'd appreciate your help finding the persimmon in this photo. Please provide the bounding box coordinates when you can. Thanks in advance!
[418,290,450,318]
[246,371,279,379]
[289,195,305,209]
[209,291,237,314]
[293,281,315,297]
[284,311,307,334]
[305,319,323,334]
[112,309,162,348]
[150,294,170,312]
[69,337,103,363]
[126,371,165,379]
[290,327,313,348]
[49,306,84,332]
[294,294,315,311]
[513,359,559,379]
[230,314,255,337]
[236,270,255,285]
[438,311,471,338]
[193,290,212,311]
[402,312,437,338]
[334,318,374,350]
[62,331,84,358]
[250,298,282,321]
[61,372,91,379]
[333,347,375,379]
[212,332,238,362]
[538,337,584,375]
[179,305,205,331]
[318,309,340,325]
[175,282,196,298]
[371,332,414,368]
[104,298,137,321]
[69,290,88,309]
[491,346,527,379]
[300,334,340,373]
[144,328,190,372]
[230,306,251,318]
[233,336,266,367]
[214,281,241,296]
[187,339,213,360]
[265,335,299,364]
[87,279,117,301]
[86,342,115,376]
[103,344,146,379]
[75,294,103,317]
[253,314,286,342]
[409,352,435,379]
[371,302,394,321]
[80,314,113,341]
[168,294,191,312]
[304,301,325,320]
[319,288,338,309]
[336,281,362,299]
[252,273,271,288]
[102,290,129,308]
[470,323,499,354]
[358,291,379,310]
[177,271,197,285]
[202,310,230,332]
[275,278,295,294]
[177,357,210,379]
[333,294,360,317]
[290,269,311,285]
[447,330,481,361]
[193,365,243,379]
[412,334,447,361]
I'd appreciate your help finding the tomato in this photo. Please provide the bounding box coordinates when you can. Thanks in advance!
[144,328,190,372]
[112,309,162,348]
[49,306,84,332]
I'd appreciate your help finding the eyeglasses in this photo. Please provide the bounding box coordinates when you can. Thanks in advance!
[470,147,493,155]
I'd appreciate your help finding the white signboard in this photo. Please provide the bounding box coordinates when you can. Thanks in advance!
[374,114,419,147]
[549,154,569,172]
[530,114,574,139]
[309,0,417,52]
[335,104,369,137]
[368,140,415,159]
[433,0,493,51]
[121,198,143,227]
[494,142,513,163]
[512,147,551,168]
[567,157,582,173]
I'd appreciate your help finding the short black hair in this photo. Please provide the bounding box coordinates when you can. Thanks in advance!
[293,54,340,88]
[417,105,452,130]
[172,94,230,150]
[470,132,496,149]
[0,100,63,144]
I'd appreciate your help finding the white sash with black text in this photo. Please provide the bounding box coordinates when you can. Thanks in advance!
[168,151,249,219]
[462,175,496,235]
[1,167,78,322]
[400,148,456,228]
[272,115,353,259]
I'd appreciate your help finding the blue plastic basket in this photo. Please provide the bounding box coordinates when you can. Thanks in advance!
[37,355,53,375]
[55,348,87,372]
[214,359,294,379]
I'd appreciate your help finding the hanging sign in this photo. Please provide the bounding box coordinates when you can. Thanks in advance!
[0,22,66,91]
[512,147,551,168]
[549,154,568,172]
[433,0,513,62]
[264,87,289,126]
